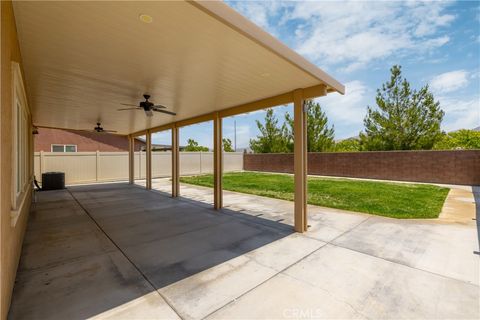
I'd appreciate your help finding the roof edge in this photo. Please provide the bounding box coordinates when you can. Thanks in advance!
[189,0,345,95]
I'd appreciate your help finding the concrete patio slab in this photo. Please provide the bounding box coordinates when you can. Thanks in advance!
[9,182,479,319]
[304,205,370,242]
[282,244,479,319]
[90,292,180,320]
[440,187,477,223]
[121,217,288,288]
[10,251,177,320]
[332,217,479,285]
[243,233,325,272]
[152,178,371,241]
[89,203,232,248]
[211,244,478,319]
[18,219,116,272]
[160,233,325,319]
[207,272,367,320]
[161,254,279,320]
[19,195,116,272]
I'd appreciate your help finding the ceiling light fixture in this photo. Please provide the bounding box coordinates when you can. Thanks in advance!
[139,14,153,23]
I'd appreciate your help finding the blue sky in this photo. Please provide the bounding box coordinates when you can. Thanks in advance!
[154,0,480,149]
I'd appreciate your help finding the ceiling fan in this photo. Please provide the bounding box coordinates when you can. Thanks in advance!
[118,94,176,117]
[80,122,117,133]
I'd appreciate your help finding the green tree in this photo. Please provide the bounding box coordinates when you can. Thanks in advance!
[334,138,360,152]
[223,138,234,152]
[359,65,444,151]
[249,108,289,153]
[183,138,209,152]
[284,100,335,152]
[434,130,480,150]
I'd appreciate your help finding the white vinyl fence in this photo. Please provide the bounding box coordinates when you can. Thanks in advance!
[34,151,244,185]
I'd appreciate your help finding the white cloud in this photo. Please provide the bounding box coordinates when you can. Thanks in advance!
[227,1,455,73]
[439,96,480,131]
[470,68,480,79]
[430,70,469,93]
[294,1,454,72]
[319,80,368,123]
[423,36,450,48]
[408,1,455,37]
[225,1,284,36]
[314,80,369,138]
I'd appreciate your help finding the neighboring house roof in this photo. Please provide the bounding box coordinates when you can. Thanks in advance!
[35,127,184,152]
[34,127,145,152]
[134,137,185,151]
[154,144,187,151]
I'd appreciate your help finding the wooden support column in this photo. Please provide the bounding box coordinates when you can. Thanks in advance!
[128,135,134,184]
[171,125,180,197]
[39,151,45,176]
[213,112,223,210]
[146,130,152,190]
[95,151,100,182]
[293,89,307,232]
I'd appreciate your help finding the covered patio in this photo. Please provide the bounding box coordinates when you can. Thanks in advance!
[2,0,479,319]
[13,0,345,232]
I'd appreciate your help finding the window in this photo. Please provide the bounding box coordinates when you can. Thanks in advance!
[51,145,64,152]
[51,144,77,152]
[65,145,77,152]
[12,62,31,218]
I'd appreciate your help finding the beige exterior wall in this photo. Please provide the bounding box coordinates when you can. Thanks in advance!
[1,1,33,318]
[34,152,244,184]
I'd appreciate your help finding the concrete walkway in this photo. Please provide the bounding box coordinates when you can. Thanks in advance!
[9,182,479,319]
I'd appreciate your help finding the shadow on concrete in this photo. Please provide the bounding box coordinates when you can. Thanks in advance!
[9,182,292,319]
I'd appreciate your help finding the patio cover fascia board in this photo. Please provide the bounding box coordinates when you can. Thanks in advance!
[130,83,328,137]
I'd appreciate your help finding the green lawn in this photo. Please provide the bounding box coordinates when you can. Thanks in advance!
[180,172,449,219]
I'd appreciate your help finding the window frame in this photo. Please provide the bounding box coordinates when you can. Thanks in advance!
[51,144,77,152]
[11,62,31,225]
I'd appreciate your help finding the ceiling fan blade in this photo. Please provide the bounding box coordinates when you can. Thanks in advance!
[152,104,167,109]
[153,109,177,116]
[102,129,117,133]
[118,107,140,111]
[120,103,138,107]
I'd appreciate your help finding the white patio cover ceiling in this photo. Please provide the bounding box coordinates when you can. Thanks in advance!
[13,0,344,135]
